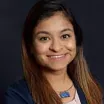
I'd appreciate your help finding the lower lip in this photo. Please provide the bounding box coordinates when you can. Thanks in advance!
[47,54,67,61]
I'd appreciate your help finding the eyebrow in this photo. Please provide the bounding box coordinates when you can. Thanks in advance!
[60,28,74,33]
[35,28,74,36]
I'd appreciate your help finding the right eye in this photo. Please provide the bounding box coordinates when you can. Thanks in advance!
[39,37,50,41]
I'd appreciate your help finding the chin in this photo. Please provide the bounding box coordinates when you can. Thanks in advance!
[45,64,68,72]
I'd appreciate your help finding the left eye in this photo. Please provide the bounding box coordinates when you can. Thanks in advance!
[39,37,49,41]
[61,34,70,39]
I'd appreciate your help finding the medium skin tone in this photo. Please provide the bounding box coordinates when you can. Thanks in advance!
[32,12,77,102]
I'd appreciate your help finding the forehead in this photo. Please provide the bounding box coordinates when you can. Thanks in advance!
[34,12,73,33]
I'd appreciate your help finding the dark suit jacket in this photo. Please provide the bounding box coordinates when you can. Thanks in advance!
[5,78,87,104]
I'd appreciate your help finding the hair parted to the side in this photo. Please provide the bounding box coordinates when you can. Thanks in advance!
[22,0,103,104]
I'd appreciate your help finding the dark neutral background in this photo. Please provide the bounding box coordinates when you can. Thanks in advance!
[0,0,104,103]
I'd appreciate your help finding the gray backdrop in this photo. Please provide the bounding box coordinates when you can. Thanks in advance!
[0,0,104,103]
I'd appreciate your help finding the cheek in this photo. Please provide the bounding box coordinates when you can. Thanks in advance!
[66,38,76,50]
[33,43,49,54]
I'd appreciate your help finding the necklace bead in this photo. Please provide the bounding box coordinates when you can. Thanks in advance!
[59,91,70,98]
[57,84,73,98]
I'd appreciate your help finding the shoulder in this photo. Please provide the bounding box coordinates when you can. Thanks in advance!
[5,78,34,104]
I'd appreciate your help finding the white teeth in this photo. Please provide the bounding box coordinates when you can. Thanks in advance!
[49,55,64,58]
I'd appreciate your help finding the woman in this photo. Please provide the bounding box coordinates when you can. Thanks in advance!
[5,0,103,104]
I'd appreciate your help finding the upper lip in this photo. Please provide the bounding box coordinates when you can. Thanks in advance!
[47,53,67,56]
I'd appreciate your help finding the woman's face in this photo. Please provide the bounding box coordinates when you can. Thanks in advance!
[32,12,76,71]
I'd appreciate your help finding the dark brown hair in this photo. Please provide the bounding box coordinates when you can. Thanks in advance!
[22,0,103,104]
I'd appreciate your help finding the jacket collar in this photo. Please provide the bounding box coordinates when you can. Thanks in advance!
[74,81,87,104]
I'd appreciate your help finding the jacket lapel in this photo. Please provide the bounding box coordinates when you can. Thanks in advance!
[74,81,87,104]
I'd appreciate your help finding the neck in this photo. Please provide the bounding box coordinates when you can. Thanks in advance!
[42,67,73,91]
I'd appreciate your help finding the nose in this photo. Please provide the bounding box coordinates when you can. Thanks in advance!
[49,39,63,52]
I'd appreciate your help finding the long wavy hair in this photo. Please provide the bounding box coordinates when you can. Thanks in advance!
[22,0,103,104]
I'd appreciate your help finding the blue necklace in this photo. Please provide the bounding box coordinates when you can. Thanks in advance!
[58,84,73,98]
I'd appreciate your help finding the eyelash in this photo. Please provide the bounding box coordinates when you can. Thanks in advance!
[39,37,50,41]
[61,34,71,39]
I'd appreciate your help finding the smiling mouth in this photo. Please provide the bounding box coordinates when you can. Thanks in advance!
[47,54,67,60]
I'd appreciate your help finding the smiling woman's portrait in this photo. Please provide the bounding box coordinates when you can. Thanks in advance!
[4,0,103,104]
[32,12,76,71]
